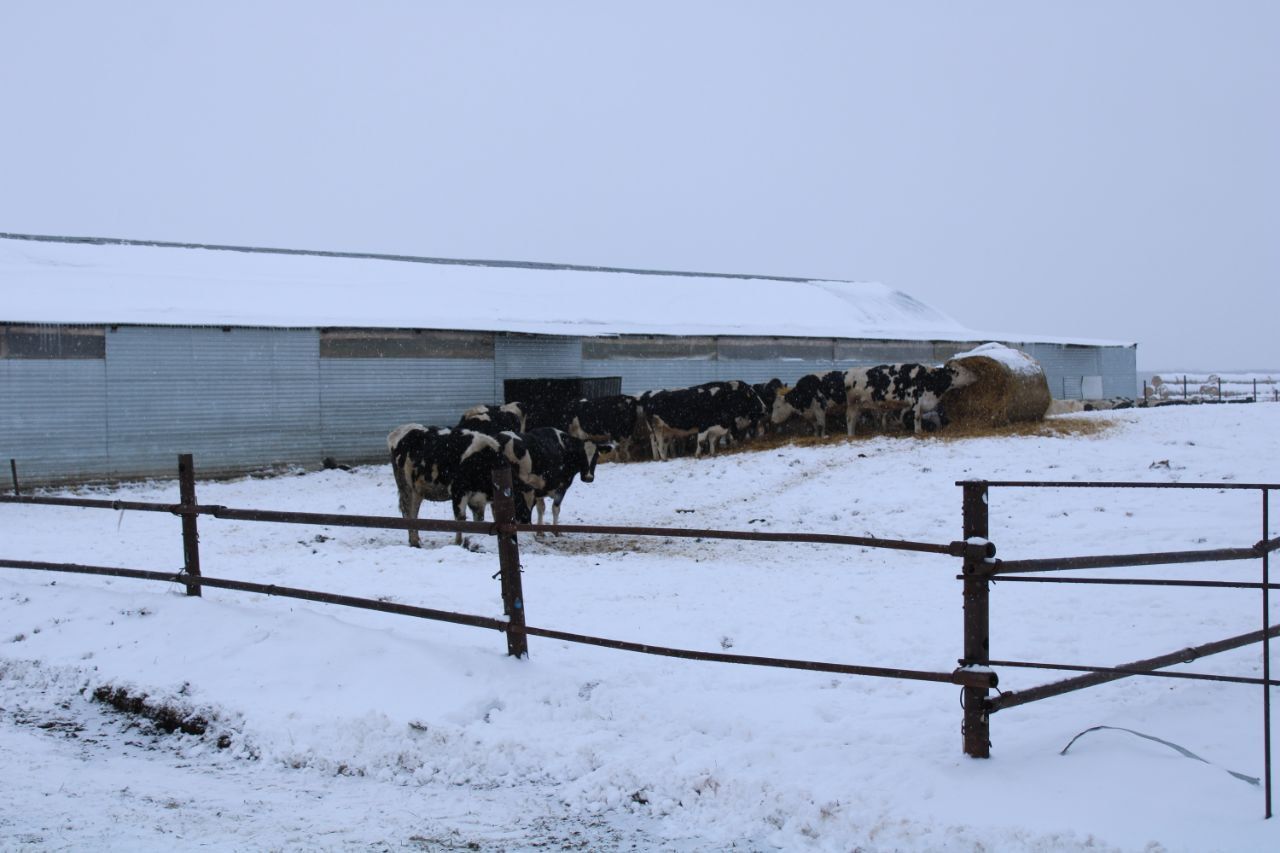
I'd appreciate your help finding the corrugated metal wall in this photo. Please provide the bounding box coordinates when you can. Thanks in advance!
[1018,342,1135,400]
[494,334,583,400]
[581,338,996,393]
[1099,346,1139,397]
[320,358,495,461]
[105,327,321,478]
[1,359,110,483]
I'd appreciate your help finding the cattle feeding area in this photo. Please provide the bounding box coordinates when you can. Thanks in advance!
[1,403,1279,851]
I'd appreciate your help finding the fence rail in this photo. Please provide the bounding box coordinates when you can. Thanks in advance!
[960,478,1277,819]
[1,458,1275,817]
[0,455,997,696]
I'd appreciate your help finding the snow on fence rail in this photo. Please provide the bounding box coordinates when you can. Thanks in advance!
[1,457,1277,815]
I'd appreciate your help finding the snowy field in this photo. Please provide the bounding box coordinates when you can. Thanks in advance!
[2,404,1279,851]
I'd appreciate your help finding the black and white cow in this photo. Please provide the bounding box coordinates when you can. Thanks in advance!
[843,363,975,436]
[502,427,612,532]
[388,424,510,547]
[750,378,783,434]
[819,369,847,414]
[456,402,526,435]
[640,381,766,460]
[564,395,639,461]
[756,374,830,436]
[695,380,769,443]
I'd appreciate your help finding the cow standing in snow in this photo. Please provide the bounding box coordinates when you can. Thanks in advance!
[388,423,527,547]
[501,427,612,533]
[640,381,766,460]
[564,395,640,461]
[755,374,831,437]
[843,363,975,436]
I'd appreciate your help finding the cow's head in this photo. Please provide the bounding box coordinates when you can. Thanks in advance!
[949,363,977,390]
[499,402,527,432]
[930,364,976,395]
[769,385,795,424]
[579,440,614,482]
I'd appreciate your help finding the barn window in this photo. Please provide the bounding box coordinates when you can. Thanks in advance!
[0,324,105,359]
[717,337,835,361]
[583,336,716,360]
[834,339,942,364]
[320,329,495,359]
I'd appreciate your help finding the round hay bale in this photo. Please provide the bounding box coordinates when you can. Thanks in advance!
[944,344,1051,428]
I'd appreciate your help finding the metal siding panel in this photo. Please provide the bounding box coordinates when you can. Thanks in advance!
[105,327,320,478]
[319,358,495,462]
[0,359,110,483]
[715,359,836,385]
[1100,345,1139,397]
[494,335,582,400]
[1020,343,1102,399]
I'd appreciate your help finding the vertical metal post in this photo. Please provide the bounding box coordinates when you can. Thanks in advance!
[490,465,528,658]
[1218,377,1223,402]
[961,481,991,758]
[177,454,202,597]
[8,459,18,496]
[1264,488,1273,819]
[1183,375,1188,400]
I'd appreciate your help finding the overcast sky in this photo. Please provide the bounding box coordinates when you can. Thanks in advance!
[2,2,1275,369]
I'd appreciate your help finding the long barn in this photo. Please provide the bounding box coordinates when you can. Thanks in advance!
[1,233,1136,484]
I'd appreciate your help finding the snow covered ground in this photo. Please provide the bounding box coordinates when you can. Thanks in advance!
[2,404,1278,851]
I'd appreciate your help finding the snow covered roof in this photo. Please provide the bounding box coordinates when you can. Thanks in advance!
[0,234,1127,345]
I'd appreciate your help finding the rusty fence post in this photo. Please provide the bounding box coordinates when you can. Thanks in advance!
[177,454,202,597]
[490,465,528,658]
[961,481,991,758]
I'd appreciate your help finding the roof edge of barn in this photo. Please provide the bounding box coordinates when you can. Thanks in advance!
[0,230,836,284]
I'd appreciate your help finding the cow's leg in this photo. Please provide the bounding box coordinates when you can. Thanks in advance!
[406,490,423,548]
[695,428,712,458]
[533,496,547,537]
[393,466,412,521]
[846,403,858,436]
[647,419,665,461]
[813,405,827,437]
[699,426,728,457]
[913,402,925,435]
[551,492,564,534]
[451,498,467,546]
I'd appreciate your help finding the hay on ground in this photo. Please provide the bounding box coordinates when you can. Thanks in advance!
[944,348,1052,430]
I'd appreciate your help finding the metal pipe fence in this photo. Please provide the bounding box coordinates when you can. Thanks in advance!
[961,478,1277,819]
[2,457,1275,816]
[0,456,997,701]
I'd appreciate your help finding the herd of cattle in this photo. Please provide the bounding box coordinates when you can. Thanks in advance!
[388,361,976,546]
